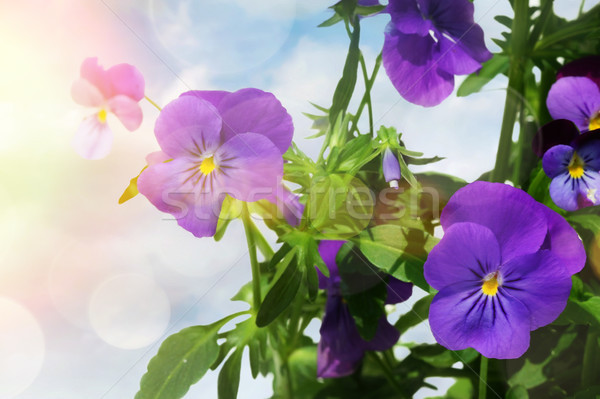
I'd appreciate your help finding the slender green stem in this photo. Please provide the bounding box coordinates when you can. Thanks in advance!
[350,52,382,136]
[359,54,374,135]
[242,203,261,311]
[581,328,599,388]
[248,219,274,259]
[144,95,162,111]
[491,0,528,183]
[478,355,488,399]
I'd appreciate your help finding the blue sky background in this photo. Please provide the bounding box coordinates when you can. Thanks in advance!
[0,0,597,398]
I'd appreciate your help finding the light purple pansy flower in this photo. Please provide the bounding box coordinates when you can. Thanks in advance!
[424,182,585,359]
[317,241,412,378]
[382,0,492,107]
[547,56,600,132]
[535,120,600,211]
[71,57,145,159]
[137,89,294,238]
[382,147,401,188]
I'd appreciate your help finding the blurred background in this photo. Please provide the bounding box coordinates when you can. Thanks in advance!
[0,0,595,397]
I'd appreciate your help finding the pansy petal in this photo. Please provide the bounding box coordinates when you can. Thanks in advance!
[137,158,224,238]
[383,27,454,107]
[385,278,413,304]
[181,90,229,108]
[424,222,501,290]
[317,295,366,378]
[215,133,284,202]
[532,119,580,157]
[154,96,223,158]
[388,0,432,36]
[441,182,548,263]
[577,139,600,171]
[106,63,145,101]
[501,251,572,330]
[72,115,113,160]
[146,151,171,166]
[363,317,400,351]
[107,95,143,131]
[71,78,104,107]
[80,57,112,99]
[539,205,586,275]
[542,144,573,178]
[217,88,293,154]
[557,55,600,89]
[548,172,580,211]
[547,77,600,131]
[429,281,531,358]
[436,29,489,75]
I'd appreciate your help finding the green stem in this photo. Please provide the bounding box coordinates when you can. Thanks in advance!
[359,54,374,135]
[581,328,599,388]
[350,52,382,137]
[242,203,261,311]
[491,0,528,183]
[478,355,488,399]
[144,95,162,111]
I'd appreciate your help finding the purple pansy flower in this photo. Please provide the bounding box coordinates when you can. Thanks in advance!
[547,57,600,132]
[137,89,294,238]
[382,147,401,188]
[71,57,145,159]
[535,120,600,211]
[424,182,585,359]
[382,0,492,107]
[317,240,412,378]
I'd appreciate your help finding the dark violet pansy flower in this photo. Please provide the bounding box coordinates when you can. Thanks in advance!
[547,56,600,132]
[382,147,401,188]
[138,89,295,237]
[533,119,600,211]
[424,182,585,359]
[317,240,412,378]
[382,0,492,107]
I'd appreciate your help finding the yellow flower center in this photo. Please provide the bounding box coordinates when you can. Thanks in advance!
[481,273,500,296]
[589,112,600,131]
[199,156,216,175]
[568,152,585,179]
[97,109,108,123]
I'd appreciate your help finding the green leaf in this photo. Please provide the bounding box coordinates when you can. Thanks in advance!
[446,378,474,399]
[288,346,323,398]
[329,19,360,126]
[567,206,600,235]
[334,134,375,173]
[508,329,577,389]
[506,385,529,399]
[318,12,343,27]
[404,155,444,166]
[556,296,600,327]
[495,15,513,28]
[217,349,242,399]
[136,314,241,399]
[355,225,438,292]
[256,255,302,327]
[306,173,373,239]
[394,294,433,334]
[457,54,510,97]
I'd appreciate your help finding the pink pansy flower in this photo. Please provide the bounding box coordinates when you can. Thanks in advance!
[71,57,145,159]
